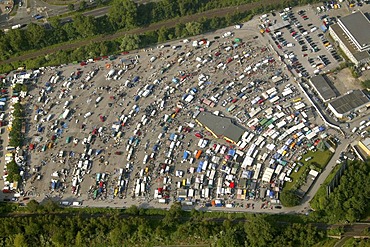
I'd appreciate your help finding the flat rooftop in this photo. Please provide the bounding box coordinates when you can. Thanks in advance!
[329,90,370,114]
[196,112,245,143]
[310,75,337,101]
[331,24,370,63]
[361,138,370,150]
[339,11,370,49]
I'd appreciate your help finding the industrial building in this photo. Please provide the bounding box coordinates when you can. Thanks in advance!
[329,11,370,65]
[328,90,370,119]
[195,111,245,144]
[358,138,370,157]
[309,75,337,102]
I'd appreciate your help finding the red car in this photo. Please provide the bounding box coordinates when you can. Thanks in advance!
[99,115,105,122]
[80,61,87,66]
[195,133,203,138]
[212,144,217,150]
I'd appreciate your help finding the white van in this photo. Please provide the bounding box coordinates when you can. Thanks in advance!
[84,112,92,118]
[359,120,366,126]
[143,154,149,164]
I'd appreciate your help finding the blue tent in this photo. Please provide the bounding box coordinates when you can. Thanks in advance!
[196,161,203,173]
[228,149,236,157]
[269,191,275,198]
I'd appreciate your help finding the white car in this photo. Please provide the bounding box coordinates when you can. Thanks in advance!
[305,157,312,162]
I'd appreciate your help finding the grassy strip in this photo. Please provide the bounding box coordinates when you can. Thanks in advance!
[284,150,333,191]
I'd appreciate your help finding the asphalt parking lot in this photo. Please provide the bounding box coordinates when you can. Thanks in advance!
[2,5,368,212]
[261,5,352,78]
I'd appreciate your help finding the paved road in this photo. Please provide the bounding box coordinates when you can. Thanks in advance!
[1,0,136,29]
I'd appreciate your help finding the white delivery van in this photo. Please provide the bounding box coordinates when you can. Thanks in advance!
[84,112,92,118]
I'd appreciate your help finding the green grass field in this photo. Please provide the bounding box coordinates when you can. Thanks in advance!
[283,150,333,191]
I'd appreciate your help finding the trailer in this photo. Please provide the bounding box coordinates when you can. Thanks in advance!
[62,109,70,119]
[106,69,115,78]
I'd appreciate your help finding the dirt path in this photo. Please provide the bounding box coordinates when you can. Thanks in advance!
[1,0,286,66]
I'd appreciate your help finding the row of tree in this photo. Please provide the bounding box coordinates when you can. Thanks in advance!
[6,102,24,183]
[8,102,24,147]
[0,201,327,247]
[310,160,370,223]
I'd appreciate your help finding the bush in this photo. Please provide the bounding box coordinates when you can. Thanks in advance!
[362,80,370,89]
[280,190,301,207]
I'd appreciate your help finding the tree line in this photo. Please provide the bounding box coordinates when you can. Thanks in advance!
[310,159,370,223]
[0,201,327,247]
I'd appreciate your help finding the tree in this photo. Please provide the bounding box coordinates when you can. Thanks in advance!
[109,0,138,29]
[26,200,40,213]
[310,160,370,223]
[362,79,370,89]
[174,23,186,38]
[43,198,59,212]
[13,233,28,247]
[185,21,204,36]
[68,4,75,11]
[6,161,21,183]
[157,26,169,43]
[26,23,46,49]
[7,29,29,52]
[73,15,97,38]
[162,202,182,227]
[75,231,84,247]
[79,1,87,11]
[125,205,139,215]
[244,216,275,247]
[119,34,140,51]
[280,190,301,207]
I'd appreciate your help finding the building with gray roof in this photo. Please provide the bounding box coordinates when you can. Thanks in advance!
[309,75,337,102]
[328,90,370,119]
[329,11,370,65]
[195,111,245,144]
